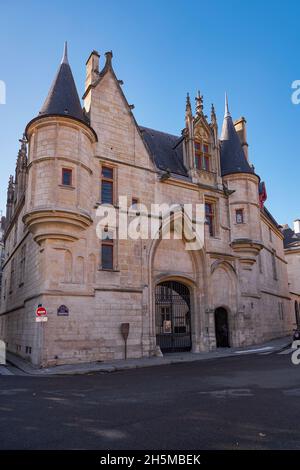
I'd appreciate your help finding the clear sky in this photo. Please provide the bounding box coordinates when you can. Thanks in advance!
[0,0,299,226]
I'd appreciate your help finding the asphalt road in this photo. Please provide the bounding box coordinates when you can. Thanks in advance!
[0,352,299,450]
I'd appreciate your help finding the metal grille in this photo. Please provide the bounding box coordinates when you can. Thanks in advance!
[155,281,191,352]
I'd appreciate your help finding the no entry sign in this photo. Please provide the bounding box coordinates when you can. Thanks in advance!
[35,306,48,322]
[36,306,47,317]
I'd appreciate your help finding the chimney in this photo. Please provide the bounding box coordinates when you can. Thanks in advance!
[294,219,300,234]
[234,117,249,161]
[85,50,100,91]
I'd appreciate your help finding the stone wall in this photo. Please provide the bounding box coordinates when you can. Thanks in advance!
[0,53,295,366]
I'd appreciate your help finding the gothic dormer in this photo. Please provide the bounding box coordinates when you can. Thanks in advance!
[184,91,221,186]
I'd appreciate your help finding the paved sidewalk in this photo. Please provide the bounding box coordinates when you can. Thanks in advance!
[0,365,14,376]
[5,336,291,377]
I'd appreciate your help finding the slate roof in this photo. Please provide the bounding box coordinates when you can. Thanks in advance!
[140,104,255,179]
[38,43,86,123]
[282,225,300,249]
[220,104,254,176]
[262,206,281,229]
[139,127,188,177]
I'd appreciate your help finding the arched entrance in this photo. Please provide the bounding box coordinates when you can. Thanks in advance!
[155,280,191,352]
[214,307,230,348]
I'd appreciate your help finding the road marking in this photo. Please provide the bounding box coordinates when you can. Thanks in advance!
[198,388,253,398]
[283,388,300,396]
[278,348,293,355]
[235,346,274,355]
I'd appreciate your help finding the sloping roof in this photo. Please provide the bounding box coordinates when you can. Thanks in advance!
[262,206,281,229]
[220,98,254,176]
[282,225,300,249]
[39,43,86,123]
[139,126,188,176]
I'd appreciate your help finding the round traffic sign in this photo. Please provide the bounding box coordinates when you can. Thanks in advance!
[36,306,47,317]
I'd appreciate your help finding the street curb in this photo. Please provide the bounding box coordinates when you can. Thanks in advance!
[271,342,292,354]
[5,336,292,377]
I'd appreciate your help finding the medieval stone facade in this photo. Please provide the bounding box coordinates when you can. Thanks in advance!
[0,45,295,366]
[0,216,5,294]
[282,221,300,327]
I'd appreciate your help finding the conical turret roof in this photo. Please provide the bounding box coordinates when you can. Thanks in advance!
[220,94,253,176]
[39,42,86,122]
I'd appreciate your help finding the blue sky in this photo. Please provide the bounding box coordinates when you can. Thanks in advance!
[0,0,299,225]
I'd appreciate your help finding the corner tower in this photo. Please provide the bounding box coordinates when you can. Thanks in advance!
[220,94,263,299]
[23,43,97,244]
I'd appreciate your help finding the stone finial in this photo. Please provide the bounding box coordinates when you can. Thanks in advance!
[19,133,27,151]
[8,175,14,187]
[195,90,203,116]
[211,103,217,125]
[7,175,14,201]
[185,93,192,117]
[18,133,28,167]
[225,92,230,118]
[61,41,68,64]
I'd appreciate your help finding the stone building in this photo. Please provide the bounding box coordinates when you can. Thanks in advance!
[282,221,300,327]
[0,44,294,366]
[0,215,5,294]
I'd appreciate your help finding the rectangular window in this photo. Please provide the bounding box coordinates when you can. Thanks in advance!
[101,231,114,270]
[19,244,26,285]
[272,251,277,280]
[202,144,210,171]
[9,258,15,293]
[3,279,6,300]
[101,243,113,270]
[101,166,114,204]
[205,202,215,237]
[195,155,201,169]
[236,209,244,224]
[62,168,72,186]
[278,302,284,321]
[195,142,210,171]
[194,142,202,170]
[203,154,210,171]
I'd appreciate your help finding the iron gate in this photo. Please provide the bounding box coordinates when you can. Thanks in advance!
[155,281,191,352]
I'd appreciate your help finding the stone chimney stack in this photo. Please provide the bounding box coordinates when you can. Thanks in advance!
[85,50,100,91]
[234,117,249,161]
[294,219,300,234]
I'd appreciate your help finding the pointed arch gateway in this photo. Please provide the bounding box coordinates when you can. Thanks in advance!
[155,280,192,352]
[150,207,206,353]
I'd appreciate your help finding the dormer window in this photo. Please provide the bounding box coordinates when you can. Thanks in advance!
[195,141,210,171]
